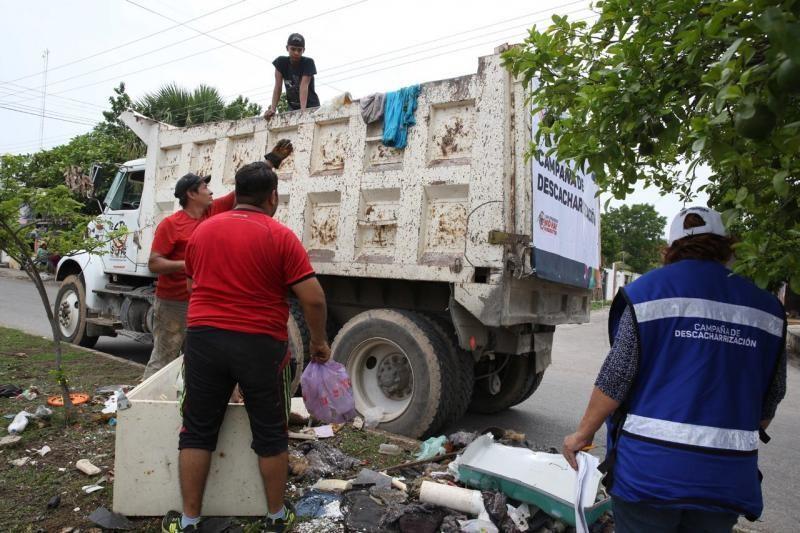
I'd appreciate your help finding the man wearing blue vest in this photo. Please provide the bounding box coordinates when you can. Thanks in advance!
[562,207,787,532]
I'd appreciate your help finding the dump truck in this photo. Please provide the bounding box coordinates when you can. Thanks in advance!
[55,46,601,438]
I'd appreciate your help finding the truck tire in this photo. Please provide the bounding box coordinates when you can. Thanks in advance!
[287,299,310,396]
[424,314,474,427]
[332,309,456,439]
[468,353,541,414]
[54,275,98,348]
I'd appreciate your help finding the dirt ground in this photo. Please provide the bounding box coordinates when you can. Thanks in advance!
[0,326,421,532]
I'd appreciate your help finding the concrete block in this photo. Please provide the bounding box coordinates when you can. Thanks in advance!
[113,356,302,516]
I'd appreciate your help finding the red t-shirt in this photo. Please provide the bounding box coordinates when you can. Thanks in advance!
[184,209,315,339]
[151,192,236,301]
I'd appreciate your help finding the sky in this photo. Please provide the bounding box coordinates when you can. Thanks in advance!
[0,0,707,233]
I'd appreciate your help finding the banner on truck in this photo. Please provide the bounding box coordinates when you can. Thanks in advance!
[531,110,601,289]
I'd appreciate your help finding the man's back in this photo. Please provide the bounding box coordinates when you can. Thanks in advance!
[185,209,314,340]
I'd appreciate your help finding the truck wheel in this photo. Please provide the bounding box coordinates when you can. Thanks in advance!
[468,354,541,414]
[54,275,98,348]
[287,299,310,396]
[424,315,474,427]
[332,309,454,439]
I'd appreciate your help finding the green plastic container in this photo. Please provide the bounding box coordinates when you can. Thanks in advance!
[458,463,612,527]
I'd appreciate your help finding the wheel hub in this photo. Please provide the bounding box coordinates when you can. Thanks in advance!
[57,291,79,336]
[376,352,412,400]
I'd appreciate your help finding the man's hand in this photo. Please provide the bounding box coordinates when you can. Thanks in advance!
[265,139,293,169]
[563,431,594,470]
[263,106,276,120]
[271,139,293,160]
[310,339,331,363]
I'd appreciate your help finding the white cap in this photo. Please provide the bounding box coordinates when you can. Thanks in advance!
[668,207,728,245]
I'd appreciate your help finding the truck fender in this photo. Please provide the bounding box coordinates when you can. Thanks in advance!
[56,252,106,311]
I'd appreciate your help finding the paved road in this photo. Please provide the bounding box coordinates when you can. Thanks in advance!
[0,273,797,531]
[0,275,151,364]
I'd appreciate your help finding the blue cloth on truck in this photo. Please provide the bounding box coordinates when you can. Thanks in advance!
[382,85,420,149]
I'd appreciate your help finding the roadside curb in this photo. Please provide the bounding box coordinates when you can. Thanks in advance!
[74,342,145,370]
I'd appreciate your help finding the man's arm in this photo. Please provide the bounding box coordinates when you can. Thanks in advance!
[264,69,283,120]
[290,277,330,362]
[186,277,193,295]
[148,251,184,274]
[299,75,311,110]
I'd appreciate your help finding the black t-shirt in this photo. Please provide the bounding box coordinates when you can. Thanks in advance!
[272,56,320,110]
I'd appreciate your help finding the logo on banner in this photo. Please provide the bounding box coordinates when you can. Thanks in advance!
[538,211,559,235]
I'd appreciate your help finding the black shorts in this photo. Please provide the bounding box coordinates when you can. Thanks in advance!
[179,326,291,457]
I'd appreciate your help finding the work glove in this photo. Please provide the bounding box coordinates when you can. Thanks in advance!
[265,139,293,169]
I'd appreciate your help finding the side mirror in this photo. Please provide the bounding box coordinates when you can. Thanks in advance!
[90,163,106,209]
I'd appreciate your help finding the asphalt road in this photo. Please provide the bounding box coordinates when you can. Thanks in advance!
[1,273,797,531]
[0,274,152,364]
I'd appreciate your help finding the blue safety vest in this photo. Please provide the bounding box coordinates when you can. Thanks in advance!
[605,259,786,519]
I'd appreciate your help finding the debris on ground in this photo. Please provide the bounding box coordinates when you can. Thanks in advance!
[47,495,61,509]
[75,459,102,476]
[295,490,343,519]
[416,435,447,460]
[10,456,30,466]
[379,443,403,455]
[0,384,23,398]
[36,444,51,456]
[7,410,32,434]
[87,506,135,530]
[0,434,21,447]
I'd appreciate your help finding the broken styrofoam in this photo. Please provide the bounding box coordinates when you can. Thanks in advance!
[10,456,30,467]
[76,459,102,476]
[37,445,51,457]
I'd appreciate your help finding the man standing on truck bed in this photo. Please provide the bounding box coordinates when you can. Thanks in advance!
[263,33,320,120]
[142,140,294,380]
[161,161,330,533]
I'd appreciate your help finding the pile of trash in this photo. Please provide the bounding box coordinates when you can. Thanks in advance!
[283,414,613,533]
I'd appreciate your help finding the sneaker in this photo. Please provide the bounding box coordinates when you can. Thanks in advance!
[162,510,201,532]
[262,502,296,532]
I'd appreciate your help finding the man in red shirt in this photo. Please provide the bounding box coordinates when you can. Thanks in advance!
[142,141,293,379]
[161,161,329,533]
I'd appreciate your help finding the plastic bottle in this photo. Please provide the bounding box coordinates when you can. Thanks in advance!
[8,411,31,434]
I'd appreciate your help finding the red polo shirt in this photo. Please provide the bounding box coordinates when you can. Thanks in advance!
[184,209,315,340]
[150,192,235,301]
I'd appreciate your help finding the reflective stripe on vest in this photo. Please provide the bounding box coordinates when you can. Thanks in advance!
[622,414,759,452]
[632,297,784,338]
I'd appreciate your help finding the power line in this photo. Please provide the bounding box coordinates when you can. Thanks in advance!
[138,2,593,119]
[0,99,100,124]
[4,0,347,104]
[0,104,98,126]
[0,82,105,112]
[1,0,249,86]
[320,0,587,75]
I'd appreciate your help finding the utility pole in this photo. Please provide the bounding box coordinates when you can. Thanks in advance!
[39,48,49,150]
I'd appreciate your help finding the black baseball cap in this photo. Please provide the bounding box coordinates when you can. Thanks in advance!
[287,33,305,47]
[174,173,211,198]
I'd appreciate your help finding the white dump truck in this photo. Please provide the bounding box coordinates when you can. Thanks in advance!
[55,47,600,438]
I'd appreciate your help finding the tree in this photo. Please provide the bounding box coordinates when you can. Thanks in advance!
[602,204,667,273]
[0,169,119,420]
[135,83,262,127]
[503,0,800,291]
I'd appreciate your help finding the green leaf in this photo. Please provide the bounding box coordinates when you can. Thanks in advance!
[718,37,744,67]
[735,186,748,203]
[773,170,789,196]
[692,138,706,152]
[754,272,769,289]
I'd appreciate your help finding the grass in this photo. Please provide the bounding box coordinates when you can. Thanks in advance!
[591,300,611,311]
[0,327,419,532]
[0,326,151,532]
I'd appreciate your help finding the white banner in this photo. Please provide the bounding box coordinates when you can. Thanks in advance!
[531,110,600,269]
